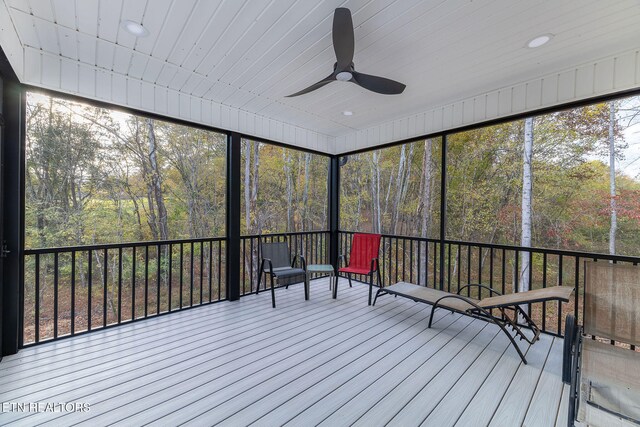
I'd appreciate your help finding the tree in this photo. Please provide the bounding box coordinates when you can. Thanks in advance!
[520,118,533,294]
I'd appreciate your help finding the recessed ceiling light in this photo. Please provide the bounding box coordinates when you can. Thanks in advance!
[342,111,353,116]
[526,34,553,48]
[121,20,149,37]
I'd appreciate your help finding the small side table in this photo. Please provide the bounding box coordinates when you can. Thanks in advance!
[306,264,337,299]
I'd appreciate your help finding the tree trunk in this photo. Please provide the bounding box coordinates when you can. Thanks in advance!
[147,119,168,240]
[419,139,433,286]
[244,141,251,233]
[520,118,534,294]
[283,151,294,231]
[302,153,310,230]
[609,102,617,255]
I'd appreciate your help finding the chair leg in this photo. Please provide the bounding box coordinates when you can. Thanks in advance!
[368,273,373,306]
[270,274,276,308]
[348,273,352,288]
[372,289,384,306]
[304,273,309,300]
[256,264,263,295]
[333,273,338,299]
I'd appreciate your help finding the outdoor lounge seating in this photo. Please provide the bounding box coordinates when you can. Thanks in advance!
[338,233,382,305]
[256,240,307,308]
[373,282,574,364]
[564,261,640,427]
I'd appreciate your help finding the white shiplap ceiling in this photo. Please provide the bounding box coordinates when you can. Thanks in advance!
[1,0,640,154]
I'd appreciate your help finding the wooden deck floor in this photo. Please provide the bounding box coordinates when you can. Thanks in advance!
[0,278,568,426]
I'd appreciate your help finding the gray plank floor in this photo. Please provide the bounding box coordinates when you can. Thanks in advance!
[0,278,568,426]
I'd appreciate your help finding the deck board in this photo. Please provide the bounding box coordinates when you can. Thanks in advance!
[0,278,567,426]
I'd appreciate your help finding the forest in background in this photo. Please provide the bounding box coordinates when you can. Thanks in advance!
[340,99,640,258]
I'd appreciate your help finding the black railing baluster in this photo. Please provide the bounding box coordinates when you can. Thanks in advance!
[489,248,494,297]
[118,247,122,324]
[71,251,76,335]
[179,243,184,309]
[433,242,438,289]
[168,244,173,311]
[528,250,533,314]
[447,244,452,293]
[466,245,471,296]
[54,252,59,339]
[558,254,563,335]
[209,240,213,303]
[478,246,482,298]
[218,240,222,300]
[417,241,421,286]
[242,238,246,295]
[542,253,547,332]
[190,241,194,307]
[157,244,161,315]
[144,245,149,318]
[88,250,92,331]
[574,256,579,334]
[103,248,108,328]
[132,246,136,321]
[200,241,204,305]
[35,254,40,343]
[457,245,461,293]
[250,238,254,294]
[501,248,506,297]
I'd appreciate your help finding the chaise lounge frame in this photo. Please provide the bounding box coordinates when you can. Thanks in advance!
[373,282,574,364]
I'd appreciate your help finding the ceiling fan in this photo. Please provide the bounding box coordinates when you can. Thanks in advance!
[286,8,406,97]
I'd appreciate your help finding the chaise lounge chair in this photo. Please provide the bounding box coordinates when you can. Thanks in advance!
[564,261,640,427]
[373,282,574,364]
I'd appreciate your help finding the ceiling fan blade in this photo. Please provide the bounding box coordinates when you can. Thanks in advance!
[352,71,406,95]
[333,8,354,70]
[285,75,335,97]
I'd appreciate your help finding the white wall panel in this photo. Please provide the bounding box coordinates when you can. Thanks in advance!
[333,48,640,154]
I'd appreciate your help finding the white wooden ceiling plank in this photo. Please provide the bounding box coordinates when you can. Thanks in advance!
[180,73,205,95]
[150,0,198,61]
[41,53,61,88]
[5,0,30,13]
[10,9,41,48]
[127,79,142,108]
[209,0,298,79]
[155,63,179,87]
[32,16,60,54]
[76,31,97,64]
[128,52,149,79]
[231,1,342,90]
[134,0,172,54]
[164,0,227,68]
[194,1,272,76]
[27,0,55,21]
[60,59,80,93]
[220,0,321,84]
[112,45,132,75]
[51,0,77,29]
[167,67,192,91]
[95,38,115,70]
[117,0,147,49]
[56,25,78,59]
[97,0,122,42]
[221,89,255,108]
[141,57,164,82]
[23,47,42,84]
[614,51,637,89]
[78,63,96,97]
[75,0,99,35]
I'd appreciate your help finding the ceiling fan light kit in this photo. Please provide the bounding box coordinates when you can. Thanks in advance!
[286,8,406,97]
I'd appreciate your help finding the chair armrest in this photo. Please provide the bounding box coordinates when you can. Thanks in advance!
[261,258,274,274]
[292,254,306,270]
[369,258,379,273]
[457,284,501,297]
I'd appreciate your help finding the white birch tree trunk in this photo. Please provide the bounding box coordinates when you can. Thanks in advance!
[419,139,433,286]
[520,118,534,294]
[609,102,617,255]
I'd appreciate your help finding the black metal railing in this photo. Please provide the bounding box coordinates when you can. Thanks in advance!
[23,237,226,346]
[240,231,330,296]
[339,231,640,338]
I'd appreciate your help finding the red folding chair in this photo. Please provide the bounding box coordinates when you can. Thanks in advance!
[338,233,382,305]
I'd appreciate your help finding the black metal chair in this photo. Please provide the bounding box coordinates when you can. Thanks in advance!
[256,240,307,308]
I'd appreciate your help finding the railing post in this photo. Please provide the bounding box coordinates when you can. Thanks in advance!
[1,53,25,356]
[328,156,340,271]
[439,135,447,291]
[226,132,241,301]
